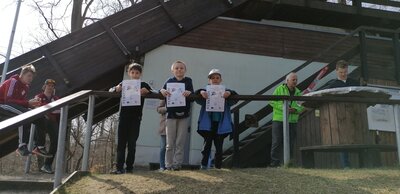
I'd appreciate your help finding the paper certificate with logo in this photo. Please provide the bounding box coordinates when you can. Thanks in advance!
[166,83,185,107]
[121,80,141,106]
[206,85,225,112]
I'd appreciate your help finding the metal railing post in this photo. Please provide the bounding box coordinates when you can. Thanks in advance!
[82,95,95,171]
[53,105,69,189]
[393,32,400,83]
[24,124,36,173]
[393,104,400,165]
[232,110,240,168]
[283,100,290,166]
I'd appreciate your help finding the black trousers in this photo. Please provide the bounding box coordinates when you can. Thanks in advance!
[5,104,47,147]
[270,121,297,165]
[44,119,59,166]
[116,115,141,171]
[200,122,225,168]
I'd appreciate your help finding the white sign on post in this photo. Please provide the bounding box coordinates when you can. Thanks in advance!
[367,87,400,132]
[367,104,396,132]
[166,83,185,107]
[121,80,141,106]
[206,85,225,112]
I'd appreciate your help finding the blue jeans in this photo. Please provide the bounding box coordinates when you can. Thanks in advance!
[160,135,166,169]
[270,121,297,166]
[340,151,350,168]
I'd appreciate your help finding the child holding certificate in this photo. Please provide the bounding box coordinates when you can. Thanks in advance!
[111,63,152,174]
[195,69,238,169]
[160,60,193,171]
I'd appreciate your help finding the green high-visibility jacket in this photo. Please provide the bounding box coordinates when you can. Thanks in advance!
[270,84,304,123]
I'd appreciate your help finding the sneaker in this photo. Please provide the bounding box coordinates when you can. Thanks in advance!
[172,165,181,171]
[32,147,52,158]
[40,165,54,174]
[16,145,30,156]
[110,169,125,174]
[200,165,207,170]
[125,169,133,174]
[158,168,165,172]
[269,162,281,168]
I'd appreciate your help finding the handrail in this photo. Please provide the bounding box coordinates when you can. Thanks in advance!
[2,89,400,177]
[231,26,362,112]
[231,25,400,113]
[0,90,92,135]
[3,90,399,135]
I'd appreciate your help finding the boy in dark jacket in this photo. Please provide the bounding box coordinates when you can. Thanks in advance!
[196,69,238,169]
[111,63,152,174]
[160,60,193,170]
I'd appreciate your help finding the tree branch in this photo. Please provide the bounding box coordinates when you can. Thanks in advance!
[33,0,60,39]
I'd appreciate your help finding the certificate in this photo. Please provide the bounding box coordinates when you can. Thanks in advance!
[166,83,185,107]
[121,80,141,106]
[206,85,225,112]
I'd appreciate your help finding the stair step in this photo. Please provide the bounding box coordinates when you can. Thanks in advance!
[248,130,266,138]
[0,180,53,194]
[239,138,255,146]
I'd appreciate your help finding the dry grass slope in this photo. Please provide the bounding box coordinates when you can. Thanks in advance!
[57,167,400,194]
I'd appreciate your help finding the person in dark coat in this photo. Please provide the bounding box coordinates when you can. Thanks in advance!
[319,60,360,169]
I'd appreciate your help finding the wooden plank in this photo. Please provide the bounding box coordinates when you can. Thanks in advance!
[300,144,397,151]
[329,103,340,144]
[319,104,332,145]
[336,103,350,144]
[362,0,400,8]
[267,0,400,20]
[314,110,321,145]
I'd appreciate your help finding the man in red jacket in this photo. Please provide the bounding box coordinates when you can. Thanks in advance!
[0,64,51,157]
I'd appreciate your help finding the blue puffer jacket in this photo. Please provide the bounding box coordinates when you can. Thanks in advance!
[195,88,238,135]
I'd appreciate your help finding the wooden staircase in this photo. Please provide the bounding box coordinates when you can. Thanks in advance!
[0,0,250,159]
[222,124,272,168]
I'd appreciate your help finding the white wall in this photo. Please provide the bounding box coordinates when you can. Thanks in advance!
[133,45,328,166]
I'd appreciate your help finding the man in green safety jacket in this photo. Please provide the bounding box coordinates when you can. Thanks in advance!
[269,72,303,167]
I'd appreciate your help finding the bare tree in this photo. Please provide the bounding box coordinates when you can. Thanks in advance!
[29,0,138,46]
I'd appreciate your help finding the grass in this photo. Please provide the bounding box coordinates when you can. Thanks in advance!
[57,167,400,194]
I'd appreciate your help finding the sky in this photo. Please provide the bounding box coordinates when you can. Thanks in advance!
[0,0,40,63]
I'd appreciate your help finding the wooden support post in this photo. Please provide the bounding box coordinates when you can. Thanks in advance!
[359,30,368,82]
[393,32,400,83]
[353,0,361,7]
[233,110,240,168]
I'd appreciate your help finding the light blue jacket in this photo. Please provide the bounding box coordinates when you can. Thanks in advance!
[196,88,238,135]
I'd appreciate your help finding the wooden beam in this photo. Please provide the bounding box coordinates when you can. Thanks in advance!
[40,46,71,86]
[394,32,400,83]
[260,0,400,21]
[100,21,131,57]
[359,30,369,81]
[362,0,400,8]
[159,0,184,30]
